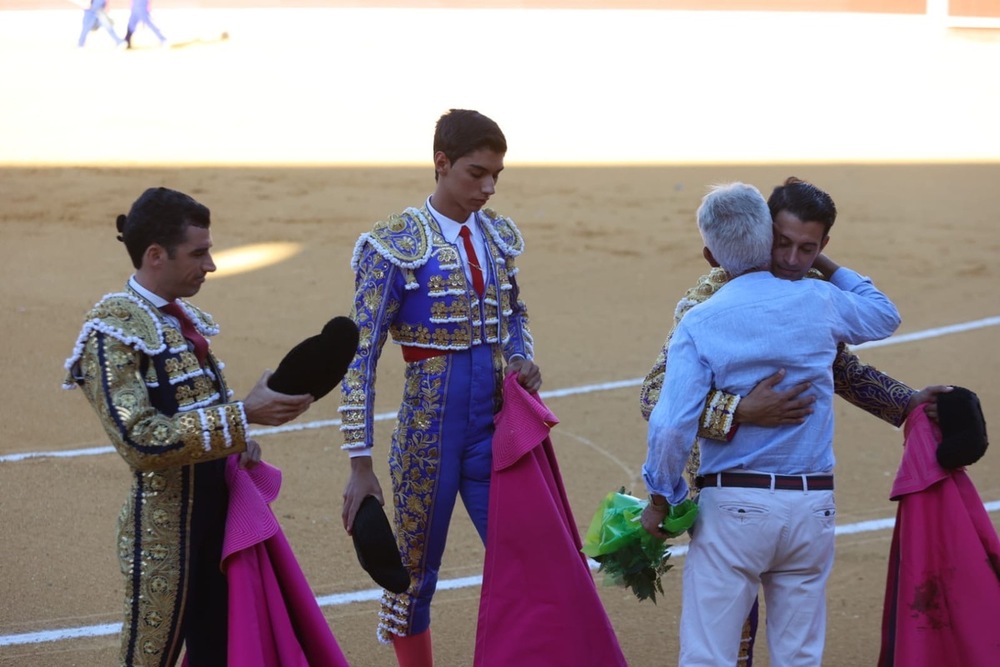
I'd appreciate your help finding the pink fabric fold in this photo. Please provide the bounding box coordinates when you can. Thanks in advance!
[222,457,350,667]
[887,411,950,500]
[878,409,1000,667]
[475,373,628,667]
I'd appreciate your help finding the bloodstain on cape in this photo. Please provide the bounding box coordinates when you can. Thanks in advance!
[878,409,1000,666]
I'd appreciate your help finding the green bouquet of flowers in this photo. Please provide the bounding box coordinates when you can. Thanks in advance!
[581,488,698,604]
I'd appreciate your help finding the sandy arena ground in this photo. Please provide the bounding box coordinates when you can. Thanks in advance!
[1,5,999,667]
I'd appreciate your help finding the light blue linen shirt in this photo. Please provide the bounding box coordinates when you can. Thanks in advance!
[643,267,901,505]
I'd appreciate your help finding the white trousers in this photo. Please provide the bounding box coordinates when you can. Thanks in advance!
[679,486,836,667]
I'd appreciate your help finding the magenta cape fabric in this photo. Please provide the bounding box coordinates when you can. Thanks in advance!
[474,373,628,667]
[878,409,1000,667]
[221,457,350,667]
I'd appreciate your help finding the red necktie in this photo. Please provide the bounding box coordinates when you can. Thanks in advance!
[160,302,209,365]
[458,225,485,297]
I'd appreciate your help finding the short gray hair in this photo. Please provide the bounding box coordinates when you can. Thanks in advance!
[697,182,773,276]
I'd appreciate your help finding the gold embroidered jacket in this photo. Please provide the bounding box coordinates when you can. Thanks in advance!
[64,290,249,467]
[63,288,249,666]
[640,268,916,438]
[339,206,533,451]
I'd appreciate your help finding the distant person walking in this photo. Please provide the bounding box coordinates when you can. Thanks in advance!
[125,0,167,49]
[77,0,124,48]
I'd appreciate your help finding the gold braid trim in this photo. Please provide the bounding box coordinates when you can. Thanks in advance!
[73,334,246,472]
[480,207,525,257]
[699,389,741,441]
[351,209,433,272]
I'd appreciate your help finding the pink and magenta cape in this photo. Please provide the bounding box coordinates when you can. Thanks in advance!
[221,457,350,667]
[475,373,628,666]
[878,409,1000,666]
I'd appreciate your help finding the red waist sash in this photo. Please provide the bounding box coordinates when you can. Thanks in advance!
[401,346,451,363]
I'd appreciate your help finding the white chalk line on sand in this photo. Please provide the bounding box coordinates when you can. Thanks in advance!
[851,315,1000,350]
[4,315,998,465]
[2,314,998,647]
[5,500,1000,648]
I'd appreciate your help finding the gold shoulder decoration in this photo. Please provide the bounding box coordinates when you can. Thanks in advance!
[640,268,732,422]
[351,208,433,272]
[63,292,166,389]
[480,208,524,257]
[175,299,220,337]
[673,267,730,323]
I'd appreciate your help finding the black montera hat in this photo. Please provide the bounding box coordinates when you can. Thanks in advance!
[936,386,989,469]
[352,495,410,594]
[267,316,359,401]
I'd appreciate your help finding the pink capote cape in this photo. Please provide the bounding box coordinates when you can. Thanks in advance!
[221,456,350,667]
[878,409,1000,667]
[474,373,628,667]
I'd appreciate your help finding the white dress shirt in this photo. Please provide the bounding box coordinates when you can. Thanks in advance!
[426,197,487,287]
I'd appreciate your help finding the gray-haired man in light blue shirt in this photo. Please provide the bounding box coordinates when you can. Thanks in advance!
[641,182,900,667]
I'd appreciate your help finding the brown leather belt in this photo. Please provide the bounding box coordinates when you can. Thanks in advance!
[695,472,834,491]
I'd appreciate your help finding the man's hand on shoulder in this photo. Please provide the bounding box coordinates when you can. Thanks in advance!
[242,370,314,426]
[735,369,815,427]
[810,254,841,281]
[505,356,542,393]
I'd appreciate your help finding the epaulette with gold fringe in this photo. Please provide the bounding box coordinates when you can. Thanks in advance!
[480,207,524,257]
[62,293,219,389]
[351,208,433,272]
